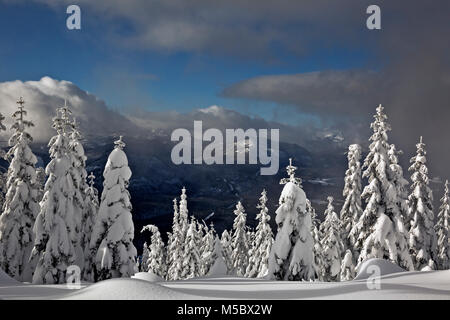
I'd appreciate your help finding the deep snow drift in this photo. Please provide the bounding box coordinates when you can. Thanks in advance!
[0,259,448,300]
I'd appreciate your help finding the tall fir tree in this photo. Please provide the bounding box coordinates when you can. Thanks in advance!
[436,180,449,270]
[208,235,228,276]
[67,118,88,270]
[141,224,166,278]
[354,105,413,271]
[200,223,216,276]
[140,242,150,272]
[268,159,315,281]
[90,136,137,281]
[308,199,323,281]
[181,220,202,279]
[0,97,40,281]
[230,201,249,276]
[408,136,437,270]
[82,172,99,281]
[320,196,344,282]
[167,198,184,280]
[31,107,78,284]
[220,229,233,274]
[388,144,410,230]
[341,144,363,259]
[246,189,273,278]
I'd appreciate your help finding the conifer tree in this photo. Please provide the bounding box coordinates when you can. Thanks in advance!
[220,229,233,274]
[341,144,363,258]
[82,172,99,281]
[200,223,216,276]
[32,107,77,284]
[308,199,323,281]
[167,198,184,280]
[389,144,410,230]
[436,180,449,270]
[268,159,315,281]
[181,221,201,279]
[142,224,166,278]
[90,136,137,281]
[208,235,228,276]
[408,137,437,270]
[246,189,273,278]
[320,196,344,282]
[354,105,413,271]
[230,201,249,276]
[68,118,88,269]
[140,242,150,272]
[0,97,40,281]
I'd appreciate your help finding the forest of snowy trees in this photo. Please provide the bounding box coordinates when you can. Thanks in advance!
[0,98,448,284]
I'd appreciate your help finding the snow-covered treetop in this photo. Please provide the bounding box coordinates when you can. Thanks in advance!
[371,104,391,137]
[280,158,302,186]
[409,136,431,189]
[114,135,126,150]
[88,172,95,187]
[141,224,159,234]
[8,97,35,149]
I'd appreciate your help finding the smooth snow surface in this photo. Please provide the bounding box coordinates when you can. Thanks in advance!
[355,258,405,280]
[132,272,165,282]
[0,267,448,300]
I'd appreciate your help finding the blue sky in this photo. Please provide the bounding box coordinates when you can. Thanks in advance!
[0,1,377,126]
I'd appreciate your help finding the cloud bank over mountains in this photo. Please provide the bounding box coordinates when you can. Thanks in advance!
[0,77,343,154]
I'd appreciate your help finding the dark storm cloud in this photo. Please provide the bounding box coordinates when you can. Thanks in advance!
[221,1,450,179]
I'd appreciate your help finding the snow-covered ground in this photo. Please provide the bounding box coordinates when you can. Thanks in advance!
[0,259,449,300]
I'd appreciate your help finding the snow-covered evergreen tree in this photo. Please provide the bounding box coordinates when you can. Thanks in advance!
[67,118,88,269]
[268,158,315,281]
[31,107,78,284]
[408,137,437,270]
[89,136,137,281]
[320,196,344,282]
[200,223,216,276]
[181,221,201,279]
[354,105,413,271]
[140,242,150,272]
[82,172,99,281]
[230,201,249,276]
[0,97,40,281]
[167,198,185,280]
[141,225,166,278]
[436,180,449,270]
[389,144,410,230]
[246,189,273,278]
[340,249,356,281]
[308,199,323,281]
[220,229,233,274]
[341,144,363,258]
[207,235,228,276]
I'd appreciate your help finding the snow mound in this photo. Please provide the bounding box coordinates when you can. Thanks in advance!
[0,268,20,285]
[355,258,405,280]
[61,278,196,300]
[132,272,164,282]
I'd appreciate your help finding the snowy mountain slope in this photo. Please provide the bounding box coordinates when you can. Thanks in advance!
[2,135,346,253]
